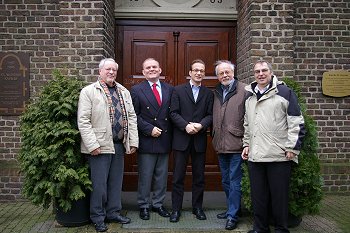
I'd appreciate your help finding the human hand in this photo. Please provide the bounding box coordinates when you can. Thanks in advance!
[91,147,101,156]
[285,151,296,160]
[151,127,162,137]
[241,147,249,160]
[191,123,203,132]
[129,146,137,154]
[185,123,197,134]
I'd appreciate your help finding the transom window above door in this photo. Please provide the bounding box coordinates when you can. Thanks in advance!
[114,0,237,20]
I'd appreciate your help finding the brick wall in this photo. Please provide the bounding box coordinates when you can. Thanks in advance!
[57,0,115,82]
[294,0,350,192]
[236,0,252,82]
[0,1,60,163]
[0,0,115,201]
[237,0,295,83]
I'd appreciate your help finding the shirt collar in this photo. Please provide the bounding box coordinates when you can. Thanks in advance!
[189,80,201,88]
[254,84,270,94]
[148,80,161,88]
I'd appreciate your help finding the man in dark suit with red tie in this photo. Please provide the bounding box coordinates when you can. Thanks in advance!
[130,58,174,221]
[169,59,214,223]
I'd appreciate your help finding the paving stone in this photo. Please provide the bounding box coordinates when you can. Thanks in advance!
[0,194,349,233]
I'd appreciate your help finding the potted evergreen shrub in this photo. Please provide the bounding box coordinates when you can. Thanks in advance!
[241,77,323,226]
[18,70,92,226]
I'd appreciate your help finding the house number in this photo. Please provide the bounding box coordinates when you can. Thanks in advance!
[210,0,223,3]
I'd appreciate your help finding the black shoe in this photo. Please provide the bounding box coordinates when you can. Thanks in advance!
[152,206,170,217]
[217,211,227,219]
[247,231,258,233]
[106,214,131,224]
[225,219,237,230]
[94,222,108,232]
[169,210,181,222]
[192,208,207,220]
[139,208,150,220]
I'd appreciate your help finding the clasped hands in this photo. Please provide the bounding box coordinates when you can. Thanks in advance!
[185,122,203,135]
[151,127,162,137]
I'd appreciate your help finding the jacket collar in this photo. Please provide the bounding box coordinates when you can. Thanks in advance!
[215,78,238,104]
[245,75,282,93]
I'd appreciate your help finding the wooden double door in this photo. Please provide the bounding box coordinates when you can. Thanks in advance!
[115,20,237,191]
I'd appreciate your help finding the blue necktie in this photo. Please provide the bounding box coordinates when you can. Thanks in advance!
[192,85,199,102]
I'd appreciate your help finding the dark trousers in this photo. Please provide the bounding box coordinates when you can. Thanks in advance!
[171,144,206,211]
[137,153,169,209]
[248,161,292,233]
[88,143,125,224]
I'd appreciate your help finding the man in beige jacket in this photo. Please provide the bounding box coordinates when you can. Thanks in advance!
[242,60,305,233]
[78,58,138,232]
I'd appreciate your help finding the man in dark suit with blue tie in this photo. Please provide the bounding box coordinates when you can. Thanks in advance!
[130,58,174,221]
[169,59,214,223]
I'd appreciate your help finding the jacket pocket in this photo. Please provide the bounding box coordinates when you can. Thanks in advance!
[93,127,108,146]
[228,126,244,137]
[269,131,287,154]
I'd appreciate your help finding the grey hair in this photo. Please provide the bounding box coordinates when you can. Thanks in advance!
[99,58,119,70]
[214,60,235,76]
[254,60,273,72]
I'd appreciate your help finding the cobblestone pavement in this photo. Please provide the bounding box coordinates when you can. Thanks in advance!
[0,193,349,233]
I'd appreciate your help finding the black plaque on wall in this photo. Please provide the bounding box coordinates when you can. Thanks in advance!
[0,52,30,115]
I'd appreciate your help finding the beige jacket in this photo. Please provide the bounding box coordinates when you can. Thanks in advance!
[243,76,305,163]
[78,81,138,155]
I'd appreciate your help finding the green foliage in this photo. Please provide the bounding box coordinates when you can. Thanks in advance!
[18,70,91,212]
[242,77,323,217]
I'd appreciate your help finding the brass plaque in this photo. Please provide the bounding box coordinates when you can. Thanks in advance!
[0,52,30,115]
[322,70,350,97]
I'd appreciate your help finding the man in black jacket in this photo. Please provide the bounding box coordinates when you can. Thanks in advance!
[169,59,213,223]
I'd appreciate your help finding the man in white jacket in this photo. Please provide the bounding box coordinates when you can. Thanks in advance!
[78,58,138,232]
[242,60,305,233]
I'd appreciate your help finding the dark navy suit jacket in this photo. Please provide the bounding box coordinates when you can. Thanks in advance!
[170,82,213,153]
[131,80,174,154]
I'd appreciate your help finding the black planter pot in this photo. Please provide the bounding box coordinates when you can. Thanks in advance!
[55,195,90,227]
[288,213,302,228]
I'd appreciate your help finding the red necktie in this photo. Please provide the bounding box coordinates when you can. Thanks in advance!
[152,83,162,106]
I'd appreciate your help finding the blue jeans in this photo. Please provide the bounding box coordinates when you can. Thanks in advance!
[218,153,243,221]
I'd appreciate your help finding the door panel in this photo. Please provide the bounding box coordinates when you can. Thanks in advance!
[122,31,175,89]
[116,20,236,191]
[177,31,230,88]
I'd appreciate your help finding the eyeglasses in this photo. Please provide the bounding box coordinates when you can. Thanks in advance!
[104,68,117,72]
[254,69,269,74]
[218,70,233,77]
[191,69,205,73]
